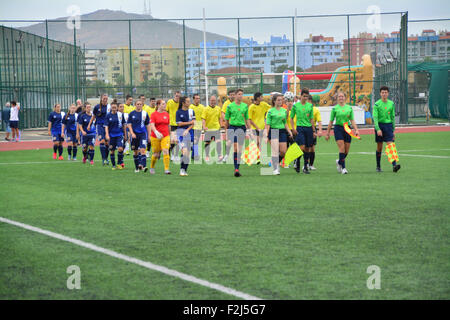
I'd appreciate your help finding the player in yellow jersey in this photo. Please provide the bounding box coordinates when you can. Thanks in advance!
[123,95,135,155]
[221,89,235,163]
[202,95,222,163]
[248,92,271,152]
[308,94,323,170]
[166,91,181,161]
[189,93,205,161]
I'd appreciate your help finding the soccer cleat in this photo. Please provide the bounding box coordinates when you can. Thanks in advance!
[393,164,401,173]
[106,159,110,165]
[205,156,210,162]
[295,165,300,173]
[5,137,10,141]
[53,153,57,160]
[303,167,310,174]
[102,160,106,166]
[121,163,125,168]
[222,155,228,163]
[90,160,94,165]
[72,158,77,161]
[218,155,223,163]
[336,159,342,173]
[143,167,148,173]
[149,168,156,174]
[138,165,143,171]
[82,157,87,164]
[376,167,382,173]
[112,167,116,171]
[135,169,140,173]
[341,168,348,174]
[179,169,186,176]
[125,150,130,156]
[68,155,72,161]
[234,169,241,177]
[164,170,171,175]
[309,165,317,170]
[116,165,123,170]
[273,169,280,175]
[58,156,64,160]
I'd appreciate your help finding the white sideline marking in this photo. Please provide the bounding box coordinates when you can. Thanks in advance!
[0,216,261,300]
[356,151,450,159]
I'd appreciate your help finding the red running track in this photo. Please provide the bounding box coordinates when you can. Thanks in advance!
[1,126,449,152]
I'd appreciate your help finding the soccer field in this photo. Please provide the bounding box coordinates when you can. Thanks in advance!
[0,131,449,300]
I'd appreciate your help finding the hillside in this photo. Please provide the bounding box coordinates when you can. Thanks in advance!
[18,9,236,49]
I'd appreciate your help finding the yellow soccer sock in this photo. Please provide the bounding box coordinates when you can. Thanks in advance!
[163,154,170,171]
[150,155,157,168]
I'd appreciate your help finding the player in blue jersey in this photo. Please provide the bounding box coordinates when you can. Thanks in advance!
[176,96,195,176]
[47,103,65,160]
[78,103,96,165]
[127,100,151,173]
[61,104,79,161]
[88,93,110,166]
[105,101,127,170]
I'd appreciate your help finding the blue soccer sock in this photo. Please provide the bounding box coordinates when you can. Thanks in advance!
[376,151,381,168]
[100,144,107,161]
[234,152,241,170]
[339,152,346,169]
[133,155,139,169]
[53,145,57,154]
[58,145,63,156]
[72,146,77,158]
[118,151,124,165]
[88,149,94,161]
[140,154,147,168]
[110,153,116,167]
[67,146,72,157]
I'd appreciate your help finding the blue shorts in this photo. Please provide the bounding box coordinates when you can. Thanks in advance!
[96,124,106,141]
[268,128,288,143]
[52,132,64,142]
[176,128,194,149]
[9,120,18,129]
[131,132,147,150]
[334,125,352,143]
[82,134,96,147]
[227,125,246,144]
[296,126,314,147]
[65,131,77,143]
[109,136,124,150]
[375,123,394,143]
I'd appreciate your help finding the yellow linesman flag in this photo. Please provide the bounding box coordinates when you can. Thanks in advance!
[284,142,304,165]
[241,141,260,166]
[343,122,361,140]
[385,142,399,163]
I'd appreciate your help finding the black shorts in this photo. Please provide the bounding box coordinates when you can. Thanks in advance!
[295,126,314,147]
[227,125,246,144]
[334,125,352,143]
[375,123,394,143]
[170,126,178,132]
[9,120,18,129]
[268,128,288,143]
[204,130,221,142]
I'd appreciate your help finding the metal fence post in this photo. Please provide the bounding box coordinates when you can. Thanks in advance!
[183,19,187,95]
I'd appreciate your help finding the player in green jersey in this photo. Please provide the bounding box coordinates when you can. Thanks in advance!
[373,86,401,173]
[325,91,360,174]
[264,94,294,175]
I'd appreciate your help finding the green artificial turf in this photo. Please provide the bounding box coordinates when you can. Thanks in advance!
[0,131,449,299]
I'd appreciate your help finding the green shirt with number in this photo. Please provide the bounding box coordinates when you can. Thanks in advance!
[373,99,395,131]
[290,102,313,127]
[266,107,288,129]
[225,102,249,127]
[330,104,354,126]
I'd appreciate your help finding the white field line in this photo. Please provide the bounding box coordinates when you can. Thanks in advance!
[0,216,261,300]
[1,148,450,165]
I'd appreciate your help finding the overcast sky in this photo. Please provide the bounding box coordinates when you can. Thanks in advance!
[1,0,449,42]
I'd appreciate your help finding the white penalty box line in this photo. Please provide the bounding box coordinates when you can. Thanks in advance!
[0,216,261,300]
